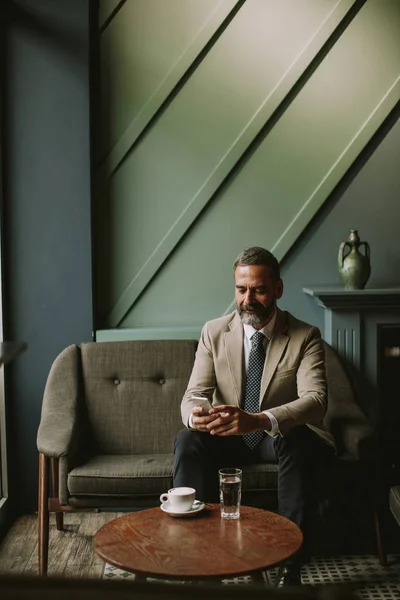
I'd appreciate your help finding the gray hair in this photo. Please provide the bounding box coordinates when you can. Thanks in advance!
[233,247,280,281]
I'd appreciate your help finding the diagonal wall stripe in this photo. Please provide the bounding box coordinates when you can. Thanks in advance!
[104,0,358,327]
[99,0,125,31]
[99,0,244,177]
[223,76,400,315]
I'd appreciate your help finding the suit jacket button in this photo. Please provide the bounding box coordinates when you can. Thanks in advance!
[114,378,120,385]
[159,378,166,385]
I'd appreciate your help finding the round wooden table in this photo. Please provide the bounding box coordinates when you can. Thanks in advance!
[94,504,303,582]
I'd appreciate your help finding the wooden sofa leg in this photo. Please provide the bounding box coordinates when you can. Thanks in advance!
[374,507,387,566]
[51,458,64,531]
[38,453,49,576]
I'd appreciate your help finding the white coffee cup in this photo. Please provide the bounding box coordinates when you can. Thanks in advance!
[160,486,196,511]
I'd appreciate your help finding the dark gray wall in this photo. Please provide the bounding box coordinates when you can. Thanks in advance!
[3,0,93,514]
[280,106,400,329]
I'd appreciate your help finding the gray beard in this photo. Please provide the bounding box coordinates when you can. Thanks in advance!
[237,302,276,328]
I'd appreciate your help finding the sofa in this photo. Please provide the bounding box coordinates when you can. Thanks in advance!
[37,339,386,575]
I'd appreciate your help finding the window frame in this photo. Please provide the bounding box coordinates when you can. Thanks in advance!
[0,1,7,523]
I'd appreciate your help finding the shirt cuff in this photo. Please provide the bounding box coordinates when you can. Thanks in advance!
[188,413,194,429]
[263,410,279,437]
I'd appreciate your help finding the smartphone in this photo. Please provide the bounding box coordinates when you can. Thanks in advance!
[190,396,212,415]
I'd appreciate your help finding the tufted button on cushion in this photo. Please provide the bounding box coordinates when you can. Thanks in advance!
[114,378,121,385]
[159,378,166,385]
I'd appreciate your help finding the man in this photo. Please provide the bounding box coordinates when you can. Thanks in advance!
[173,247,335,587]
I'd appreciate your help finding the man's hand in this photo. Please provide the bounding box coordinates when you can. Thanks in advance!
[191,406,220,432]
[206,405,271,436]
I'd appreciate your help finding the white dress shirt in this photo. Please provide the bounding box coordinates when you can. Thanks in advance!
[189,310,279,437]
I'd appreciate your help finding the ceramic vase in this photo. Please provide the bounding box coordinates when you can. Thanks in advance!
[338,230,371,290]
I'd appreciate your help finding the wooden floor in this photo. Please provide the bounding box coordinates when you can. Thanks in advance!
[1,508,399,581]
[0,512,122,578]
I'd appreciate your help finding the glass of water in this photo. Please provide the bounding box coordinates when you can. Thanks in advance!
[219,468,242,519]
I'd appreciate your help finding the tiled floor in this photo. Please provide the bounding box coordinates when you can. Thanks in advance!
[300,555,400,600]
[103,554,400,599]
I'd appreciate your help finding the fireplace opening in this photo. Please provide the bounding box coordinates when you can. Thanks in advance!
[378,324,400,483]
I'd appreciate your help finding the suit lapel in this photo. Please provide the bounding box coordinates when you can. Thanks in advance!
[260,309,289,403]
[224,313,244,405]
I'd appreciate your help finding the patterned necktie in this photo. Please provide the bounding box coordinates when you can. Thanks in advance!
[243,331,266,450]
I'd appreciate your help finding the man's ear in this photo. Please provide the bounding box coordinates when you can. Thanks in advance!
[275,279,284,300]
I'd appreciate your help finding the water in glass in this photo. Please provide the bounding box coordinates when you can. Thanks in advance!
[219,470,242,519]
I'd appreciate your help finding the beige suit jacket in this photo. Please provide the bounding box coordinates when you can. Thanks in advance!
[181,308,335,448]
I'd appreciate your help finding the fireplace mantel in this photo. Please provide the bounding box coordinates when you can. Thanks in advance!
[303,286,400,370]
[303,287,400,310]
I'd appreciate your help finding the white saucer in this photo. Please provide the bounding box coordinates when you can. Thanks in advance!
[160,500,205,517]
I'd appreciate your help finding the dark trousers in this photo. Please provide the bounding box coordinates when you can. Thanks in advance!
[173,426,334,565]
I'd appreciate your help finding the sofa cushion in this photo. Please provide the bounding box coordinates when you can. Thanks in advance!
[390,486,400,526]
[67,454,279,499]
[242,462,278,490]
[68,454,174,497]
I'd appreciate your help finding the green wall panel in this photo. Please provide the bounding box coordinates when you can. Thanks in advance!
[118,0,400,329]
[100,0,239,164]
[95,0,400,337]
[100,0,355,326]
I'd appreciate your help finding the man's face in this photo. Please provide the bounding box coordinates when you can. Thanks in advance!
[235,264,283,329]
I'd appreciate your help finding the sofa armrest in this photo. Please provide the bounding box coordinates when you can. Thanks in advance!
[327,400,375,460]
[37,345,82,458]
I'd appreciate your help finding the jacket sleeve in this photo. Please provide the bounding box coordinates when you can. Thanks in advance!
[267,327,327,435]
[181,322,217,427]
